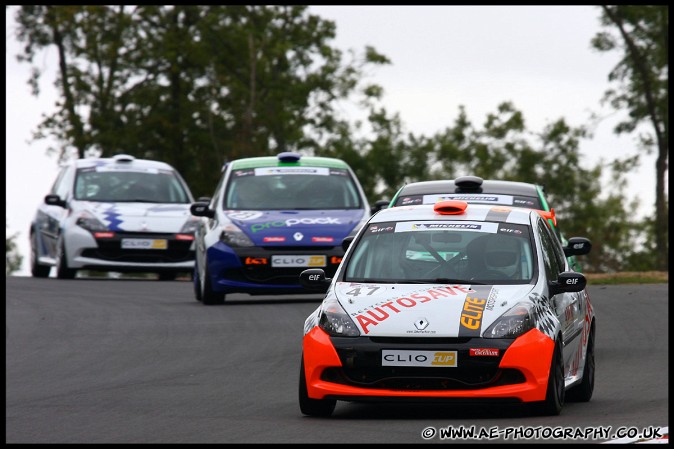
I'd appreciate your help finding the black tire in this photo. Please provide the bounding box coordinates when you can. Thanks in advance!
[299,356,336,417]
[200,263,225,305]
[193,263,203,302]
[157,272,177,281]
[30,232,51,278]
[537,340,565,416]
[55,240,77,279]
[567,326,595,402]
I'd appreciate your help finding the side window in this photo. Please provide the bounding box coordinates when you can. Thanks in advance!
[537,218,562,281]
[54,167,74,200]
[542,220,567,271]
[50,168,68,195]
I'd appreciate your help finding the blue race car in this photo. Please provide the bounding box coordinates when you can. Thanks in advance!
[190,152,371,304]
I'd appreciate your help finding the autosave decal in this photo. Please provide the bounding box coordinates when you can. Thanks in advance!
[458,285,493,337]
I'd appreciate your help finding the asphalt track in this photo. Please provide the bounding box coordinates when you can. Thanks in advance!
[5,277,669,444]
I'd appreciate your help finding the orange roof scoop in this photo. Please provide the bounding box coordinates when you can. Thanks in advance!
[434,200,468,215]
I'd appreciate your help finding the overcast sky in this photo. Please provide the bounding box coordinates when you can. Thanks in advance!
[5,6,659,276]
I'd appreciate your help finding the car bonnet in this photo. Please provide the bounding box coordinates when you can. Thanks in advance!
[78,201,192,233]
[225,209,367,245]
[333,281,537,338]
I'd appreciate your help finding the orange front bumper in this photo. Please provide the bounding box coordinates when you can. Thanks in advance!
[302,326,555,403]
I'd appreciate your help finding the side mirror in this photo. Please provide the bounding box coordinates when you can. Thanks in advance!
[370,199,390,215]
[563,237,592,257]
[45,194,66,208]
[190,202,215,218]
[342,236,354,252]
[299,268,332,291]
[549,271,587,296]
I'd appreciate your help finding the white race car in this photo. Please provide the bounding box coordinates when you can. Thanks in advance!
[299,200,594,417]
[30,154,198,279]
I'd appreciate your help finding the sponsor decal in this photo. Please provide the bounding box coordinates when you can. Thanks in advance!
[228,211,264,221]
[395,221,499,234]
[367,224,395,234]
[458,285,492,337]
[244,257,268,265]
[254,167,330,176]
[330,256,342,264]
[498,223,527,236]
[400,196,423,206]
[469,348,500,357]
[352,285,476,334]
[382,350,458,367]
[271,255,326,267]
[312,236,334,242]
[263,236,285,242]
[250,217,342,233]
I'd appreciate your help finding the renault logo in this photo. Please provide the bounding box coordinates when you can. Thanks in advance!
[414,318,429,330]
[293,232,304,241]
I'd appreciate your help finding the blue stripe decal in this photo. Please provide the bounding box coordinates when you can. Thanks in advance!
[102,206,124,231]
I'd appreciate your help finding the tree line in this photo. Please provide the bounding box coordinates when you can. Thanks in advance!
[6,5,668,274]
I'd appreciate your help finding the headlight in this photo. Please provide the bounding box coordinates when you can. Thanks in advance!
[318,295,360,337]
[220,224,254,247]
[483,302,535,339]
[75,211,108,232]
[180,217,200,234]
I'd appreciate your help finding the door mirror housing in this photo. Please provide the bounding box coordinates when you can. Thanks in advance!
[549,271,587,296]
[190,202,215,218]
[45,194,66,208]
[299,268,332,291]
[563,237,592,257]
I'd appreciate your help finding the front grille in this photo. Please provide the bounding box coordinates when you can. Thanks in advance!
[326,336,520,391]
[322,367,525,390]
[82,232,194,263]
[224,264,339,285]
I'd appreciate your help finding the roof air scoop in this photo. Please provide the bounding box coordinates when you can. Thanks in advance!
[454,175,483,192]
[277,152,301,163]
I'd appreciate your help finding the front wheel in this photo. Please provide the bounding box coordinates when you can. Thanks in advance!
[200,262,225,305]
[55,240,77,279]
[536,340,565,416]
[299,356,336,417]
[567,326,595,402]
[30,232,51,278]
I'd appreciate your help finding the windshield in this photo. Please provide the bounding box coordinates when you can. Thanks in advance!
[344,220,535,285]
[224,167,362,210]
[74,167,191,203]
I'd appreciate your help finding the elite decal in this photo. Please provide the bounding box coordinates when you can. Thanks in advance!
[458,285,493,337]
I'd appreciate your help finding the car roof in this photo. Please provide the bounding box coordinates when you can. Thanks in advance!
[71,154,176,171]
[229,154,351,170]
[371,202,535,226]
[397,179,541,197]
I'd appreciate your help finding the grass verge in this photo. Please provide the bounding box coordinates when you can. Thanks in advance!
[584,271,668,285]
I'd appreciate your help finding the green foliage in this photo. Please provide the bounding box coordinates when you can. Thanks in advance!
[10,5,663,273]
[6,223,23,276]
[591,5,668,270]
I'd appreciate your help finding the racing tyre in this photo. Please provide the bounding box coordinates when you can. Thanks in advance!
[193,263,202,302]
[299,356,336,417]
[30,232,51,278]
[200,262,225,305]
[536,339,565,416]
[55,240,77,279]
[567,326,595,402]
